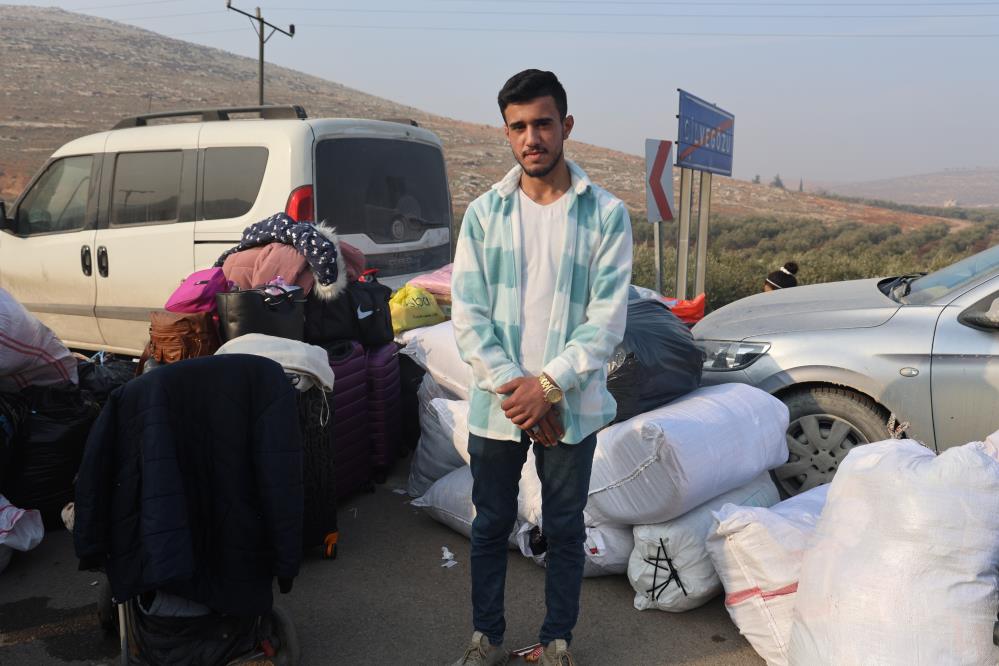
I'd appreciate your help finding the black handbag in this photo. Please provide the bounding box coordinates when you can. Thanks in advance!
[348,272,394,348]
[215,286,305,342]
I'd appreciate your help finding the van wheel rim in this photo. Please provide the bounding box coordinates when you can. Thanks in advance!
[776,414,868,495]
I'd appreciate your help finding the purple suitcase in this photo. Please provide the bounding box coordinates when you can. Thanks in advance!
[326,340,370,499]
[366,343,402,479]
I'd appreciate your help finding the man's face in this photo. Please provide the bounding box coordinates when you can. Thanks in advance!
[503,96,574,178]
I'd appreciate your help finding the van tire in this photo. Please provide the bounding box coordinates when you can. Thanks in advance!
[773,387,890,497]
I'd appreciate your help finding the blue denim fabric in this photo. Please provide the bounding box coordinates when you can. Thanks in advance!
[468,430,598,647]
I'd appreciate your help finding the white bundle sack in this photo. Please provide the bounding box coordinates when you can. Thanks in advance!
[1,495,44,575]
[399,320,471,399]
[629,472,779,613]
[412,465,521,550]
[515,522,634,577]
[0,288,78,392]
[407,377,467,497]
[585,384,789,526]
[789,437,999,666]
[440,398,544,526]
[705,484,829,666]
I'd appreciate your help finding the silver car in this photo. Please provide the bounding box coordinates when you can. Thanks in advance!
[693,244,999,496]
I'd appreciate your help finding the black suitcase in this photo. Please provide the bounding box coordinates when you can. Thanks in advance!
[297,386,338,559]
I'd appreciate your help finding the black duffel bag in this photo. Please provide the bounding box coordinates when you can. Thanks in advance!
[216,286,305,342]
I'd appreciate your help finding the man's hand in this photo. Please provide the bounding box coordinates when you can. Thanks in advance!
[531,407,564,447]
[498,375,550,430]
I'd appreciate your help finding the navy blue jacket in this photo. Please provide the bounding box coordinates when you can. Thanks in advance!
[74,354,303,617]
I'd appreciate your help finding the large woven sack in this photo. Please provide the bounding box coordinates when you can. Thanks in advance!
[788,437,999,665]
[705,484,829,666]
[628,473,779,614]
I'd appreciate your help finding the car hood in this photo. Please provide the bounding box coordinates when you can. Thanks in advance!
[693,278,901,341]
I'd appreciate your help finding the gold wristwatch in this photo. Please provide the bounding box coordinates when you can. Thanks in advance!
[539,374,563,404]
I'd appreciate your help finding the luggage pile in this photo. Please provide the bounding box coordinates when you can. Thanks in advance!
[399,286,792,604]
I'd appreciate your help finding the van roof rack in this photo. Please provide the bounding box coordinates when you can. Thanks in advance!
[382,118,420,127]
[112,105,308,129]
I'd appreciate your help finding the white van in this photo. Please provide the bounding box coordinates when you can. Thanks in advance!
[0,106,453,355]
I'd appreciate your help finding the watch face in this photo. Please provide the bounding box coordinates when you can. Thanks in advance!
[548,388,563,403]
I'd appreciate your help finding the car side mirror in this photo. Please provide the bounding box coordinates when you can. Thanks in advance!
[959,298,999,331]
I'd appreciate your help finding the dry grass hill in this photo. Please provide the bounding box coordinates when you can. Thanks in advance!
[813,169,999,209]
[0,5,963,232]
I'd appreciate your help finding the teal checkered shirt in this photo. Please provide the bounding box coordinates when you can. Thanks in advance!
[451,160,633,444]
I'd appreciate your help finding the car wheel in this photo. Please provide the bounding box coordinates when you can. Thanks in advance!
[774,387,889,497]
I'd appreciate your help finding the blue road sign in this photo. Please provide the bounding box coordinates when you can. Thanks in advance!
[676,90,734,176]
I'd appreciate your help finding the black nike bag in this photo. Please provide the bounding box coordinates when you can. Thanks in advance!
[304,290,358,346]
[348,273,393,348]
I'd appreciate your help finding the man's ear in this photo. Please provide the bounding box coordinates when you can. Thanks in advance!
[504,123,511,141]
[563,114,574,140]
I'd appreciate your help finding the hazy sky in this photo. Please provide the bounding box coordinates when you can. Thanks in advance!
[18,0,999,183]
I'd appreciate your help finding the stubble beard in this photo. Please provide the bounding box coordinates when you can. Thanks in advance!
[515,146,565,179]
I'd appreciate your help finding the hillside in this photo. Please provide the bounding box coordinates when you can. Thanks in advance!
[812,168,999,209]
[0,5,963,233]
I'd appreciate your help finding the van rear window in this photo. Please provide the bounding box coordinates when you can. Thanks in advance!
[315,138,451,244]
[202,147,268,220]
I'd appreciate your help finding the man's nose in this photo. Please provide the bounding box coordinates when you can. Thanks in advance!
[525,125,541,145]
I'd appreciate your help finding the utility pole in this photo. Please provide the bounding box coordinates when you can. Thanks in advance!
[225,1,294,106]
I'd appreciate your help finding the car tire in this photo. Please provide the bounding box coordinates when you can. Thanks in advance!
[774,387,890,497]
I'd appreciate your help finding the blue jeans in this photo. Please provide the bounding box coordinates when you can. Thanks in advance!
[468,430,597,647]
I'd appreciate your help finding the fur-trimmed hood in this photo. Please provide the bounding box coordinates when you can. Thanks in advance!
[214,213,347,301]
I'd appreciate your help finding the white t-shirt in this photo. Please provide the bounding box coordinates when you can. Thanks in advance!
[517,188,568,376]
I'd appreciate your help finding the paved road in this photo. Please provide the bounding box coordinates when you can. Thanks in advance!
[0,459,763,665]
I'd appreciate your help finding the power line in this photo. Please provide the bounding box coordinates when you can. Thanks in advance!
[261,7,999,19]
[102,10,223,21]
[435,0,999,5]
[77,0,185,9]
[308,22,999,37]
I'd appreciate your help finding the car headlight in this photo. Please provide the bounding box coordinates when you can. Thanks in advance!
[697,340,771,371]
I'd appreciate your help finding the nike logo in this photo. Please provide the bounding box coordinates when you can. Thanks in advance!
[357,306,374,320]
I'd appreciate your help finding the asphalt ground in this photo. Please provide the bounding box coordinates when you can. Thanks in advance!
[0,457,764,665]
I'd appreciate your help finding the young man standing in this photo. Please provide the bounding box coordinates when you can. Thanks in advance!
[450,70,633,666]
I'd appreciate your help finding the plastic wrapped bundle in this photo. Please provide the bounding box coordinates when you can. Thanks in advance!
[789,437,999,665]
[706,484,829,666]
[629,473,779,613]
[585,384,789,527]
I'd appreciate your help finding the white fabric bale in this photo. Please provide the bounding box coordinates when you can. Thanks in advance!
[0,288,78,392]
[629,472,779,613]
[515,522,634,578]
[789,436,999,666]
[399,320,471,399]
[706,484,829,666]
[412,465,520,550]
[407,376,466,497]
[585,383,789,526]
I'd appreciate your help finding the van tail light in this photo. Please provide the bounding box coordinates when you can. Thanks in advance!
[285,185,314,222]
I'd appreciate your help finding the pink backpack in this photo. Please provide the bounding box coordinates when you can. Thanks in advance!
[165,268,230,313]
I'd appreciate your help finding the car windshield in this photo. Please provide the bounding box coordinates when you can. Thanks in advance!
[902,244,999,305]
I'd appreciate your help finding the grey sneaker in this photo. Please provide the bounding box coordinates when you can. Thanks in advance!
[539,639,576,666]
[451,631,510,666]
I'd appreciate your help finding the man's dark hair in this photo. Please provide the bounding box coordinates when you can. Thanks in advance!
[497,69,568,122]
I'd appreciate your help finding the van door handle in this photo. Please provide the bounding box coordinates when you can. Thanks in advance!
[96,246,109,278]
[80,245,92,276]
